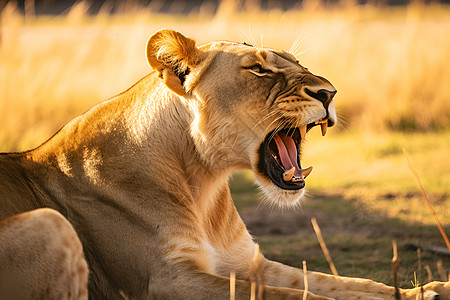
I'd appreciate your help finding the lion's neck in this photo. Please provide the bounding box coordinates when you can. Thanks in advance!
[25,73,232,208]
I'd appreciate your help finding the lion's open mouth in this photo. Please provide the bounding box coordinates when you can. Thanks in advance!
[257,118,329,190]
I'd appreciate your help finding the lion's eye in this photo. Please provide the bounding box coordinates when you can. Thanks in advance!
[244,64,272,75]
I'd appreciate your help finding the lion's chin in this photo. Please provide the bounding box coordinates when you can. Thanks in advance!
[254,175,306,208]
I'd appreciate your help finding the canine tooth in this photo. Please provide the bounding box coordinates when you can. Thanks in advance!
[302,166,313,178]
[300,125,307,140]
[283,167,295,181]
[321,122,328,136]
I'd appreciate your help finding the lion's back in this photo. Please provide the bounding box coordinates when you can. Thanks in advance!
[0,154,40,220]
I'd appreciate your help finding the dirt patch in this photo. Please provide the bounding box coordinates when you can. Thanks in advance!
[240,192,412,239]
[237,191,450,286]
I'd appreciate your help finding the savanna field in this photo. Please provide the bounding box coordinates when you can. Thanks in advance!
[1,0,450,289]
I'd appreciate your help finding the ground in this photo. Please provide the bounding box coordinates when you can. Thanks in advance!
[231,172,450,288]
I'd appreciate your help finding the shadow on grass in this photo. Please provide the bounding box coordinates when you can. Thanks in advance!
[230,171,450,288]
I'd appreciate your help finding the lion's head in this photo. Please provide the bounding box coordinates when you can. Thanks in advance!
[146,29,337,207]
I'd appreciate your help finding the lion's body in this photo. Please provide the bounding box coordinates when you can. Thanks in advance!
[0,30,448,299]
[0,73,256,299]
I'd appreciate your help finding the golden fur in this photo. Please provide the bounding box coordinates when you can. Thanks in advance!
[0,29,448,299]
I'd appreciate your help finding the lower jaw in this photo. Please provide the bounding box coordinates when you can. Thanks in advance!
[254,174,306,208]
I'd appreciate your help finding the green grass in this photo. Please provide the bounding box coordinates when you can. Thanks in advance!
[301,129,450,227]
[302,129,450,194]
[230,130,450,288]
[254,193,450,288]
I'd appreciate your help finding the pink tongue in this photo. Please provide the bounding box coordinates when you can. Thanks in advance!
[273,134,302,176]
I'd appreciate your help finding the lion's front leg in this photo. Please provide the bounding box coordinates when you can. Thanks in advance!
[261,258,447,299]
[149,268,333,300]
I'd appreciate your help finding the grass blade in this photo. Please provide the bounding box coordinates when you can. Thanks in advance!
[230,272,235,300]
[392,240,401,300]
[311,217,338,276]
[302,260,308,300]
[403,148,450,251]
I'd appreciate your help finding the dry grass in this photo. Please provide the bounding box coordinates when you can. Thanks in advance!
[311,217,339,276]
[1,1,450,152]
[404,148,450,251]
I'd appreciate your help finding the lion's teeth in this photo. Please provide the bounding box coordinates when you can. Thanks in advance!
[292,176,303,182]
[321,122,327,136]
[302,166,313,178]
[283,167,295,181]
[291,166,313,182]
[300,125,307,140]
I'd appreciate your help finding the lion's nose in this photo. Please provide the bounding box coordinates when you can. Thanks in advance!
[304,88,337,110]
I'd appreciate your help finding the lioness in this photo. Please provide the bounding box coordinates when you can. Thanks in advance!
[0,29,448,299]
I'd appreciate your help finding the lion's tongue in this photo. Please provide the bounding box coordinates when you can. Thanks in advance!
[273,134,312,180]
[273,134,298,170]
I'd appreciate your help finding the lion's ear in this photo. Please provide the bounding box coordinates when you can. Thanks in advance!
[146,29,202,96]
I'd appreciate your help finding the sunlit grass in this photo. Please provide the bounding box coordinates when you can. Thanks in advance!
[301,129,450,227]
[1,2,450,151]
[303,129,450,194]
[233,129,450,227]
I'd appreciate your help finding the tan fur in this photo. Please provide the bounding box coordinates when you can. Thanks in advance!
[0,209,88,299]
[0,29,449,299]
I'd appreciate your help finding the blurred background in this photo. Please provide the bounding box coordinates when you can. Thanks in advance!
[1,0,449,288]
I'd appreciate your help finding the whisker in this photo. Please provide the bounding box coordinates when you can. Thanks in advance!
[267,123,283,143]
[234,109,280,143]
[263,113,285,137]
[285,120,298,137]
[267,117,289,143]
[255,110,277,125]
[289,33,303,55]
[294,47,311,58]
[248,24,258,47]
[335,109,350,131]
[290,33,308,58]
[289,33,311,59]
[252,110,278,131]
[240,28,253,46]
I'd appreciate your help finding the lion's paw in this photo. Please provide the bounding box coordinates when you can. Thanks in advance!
[423,281,450,299]
[403,282,450,300]
[423,289,440,300]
